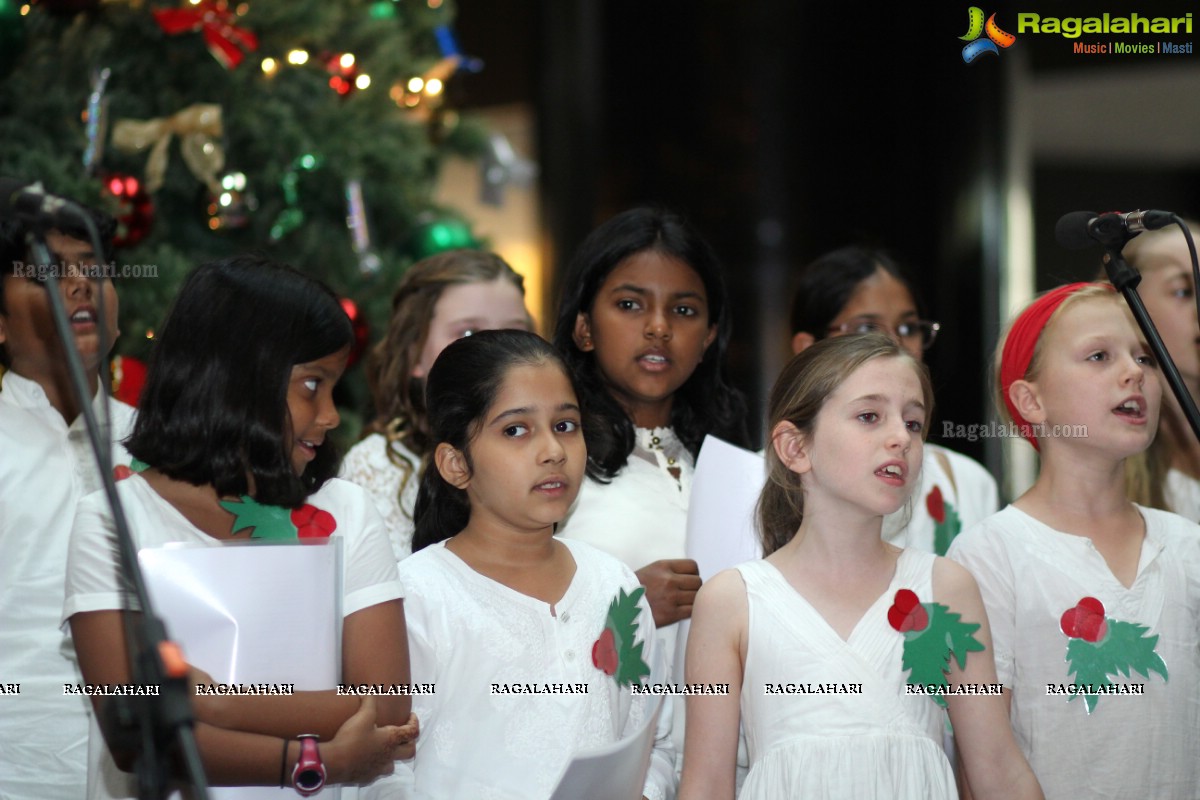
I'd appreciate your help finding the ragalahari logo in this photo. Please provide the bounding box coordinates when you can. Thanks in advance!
[960,7,1016,62]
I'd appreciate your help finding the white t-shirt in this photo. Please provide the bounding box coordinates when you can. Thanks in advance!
[883,443,999,555]
[1164,468,1200,524]
[948,505,1200,799]
[0,371,136,800]
[340,432,422,562]
[396,537,675,800]
[63,475,405,800]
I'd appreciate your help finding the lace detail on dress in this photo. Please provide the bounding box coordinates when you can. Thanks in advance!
[340,433,420,560]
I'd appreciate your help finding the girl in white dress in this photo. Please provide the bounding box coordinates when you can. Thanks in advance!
[399,329,676,800]
[341,249,531,560]
[949,282,1200,798]
[680,333,1041,800]
[63,256,417,799]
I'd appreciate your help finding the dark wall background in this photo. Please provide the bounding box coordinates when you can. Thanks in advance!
[456,0,1200,481]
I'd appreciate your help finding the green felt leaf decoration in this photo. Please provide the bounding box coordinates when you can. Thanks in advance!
[901,602,985,708]
[1064,619,1169,714]
[933,503,962,556]
[217,495,296,540]
[605,587,651,688]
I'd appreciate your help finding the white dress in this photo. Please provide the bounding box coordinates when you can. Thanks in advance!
[948,505,1200,799]
[736,550,957,799]
[340,432,422,561]
[395,538,676,800]
[0,372,136,800]
[62,476,405,800]
[1164,468,1200,523]
[883,443,999,555]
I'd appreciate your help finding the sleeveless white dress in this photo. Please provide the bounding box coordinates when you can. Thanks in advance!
[736,549,957,799]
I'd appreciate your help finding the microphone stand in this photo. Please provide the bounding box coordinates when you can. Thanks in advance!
[24,222,209,800]
[1090,218,1200,444]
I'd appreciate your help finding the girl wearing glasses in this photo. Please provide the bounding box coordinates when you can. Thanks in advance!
[789,245,998,557]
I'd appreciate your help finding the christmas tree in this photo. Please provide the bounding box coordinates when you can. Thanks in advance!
[0,0,485,434]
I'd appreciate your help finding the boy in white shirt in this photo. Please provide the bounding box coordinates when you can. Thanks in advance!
[0,204,137,800]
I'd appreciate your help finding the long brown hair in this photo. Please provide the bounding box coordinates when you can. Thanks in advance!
[758,333,933,556]
[365,250,526,512]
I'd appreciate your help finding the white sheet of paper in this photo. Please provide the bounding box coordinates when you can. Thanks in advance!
[547,695,664,800]
[140,540,343,799]
[685,435,765,582]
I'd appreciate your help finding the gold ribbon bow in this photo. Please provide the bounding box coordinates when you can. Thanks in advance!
[111,104,224,194]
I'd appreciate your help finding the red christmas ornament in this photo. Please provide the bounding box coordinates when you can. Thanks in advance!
[925,485,945,524]
[591,628,618,675]
[153,0,259,70]
[326,52,359,97]
[339,297,370,368]
[291,504,337,539]
[1061,597,1108,643]
[101,173,154,248]
[887,589,930,633]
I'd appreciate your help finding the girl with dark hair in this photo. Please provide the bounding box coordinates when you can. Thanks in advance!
[63,255,417,799]
[552,207,747,631]
[680,334,1040,800]
[341,249,531,560]
[399,329,675,799]
[790,245,998,556]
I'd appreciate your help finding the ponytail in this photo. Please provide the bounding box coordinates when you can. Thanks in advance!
[411,454,470,552]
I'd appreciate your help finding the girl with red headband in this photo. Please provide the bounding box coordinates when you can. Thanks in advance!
[949,282,1200,799]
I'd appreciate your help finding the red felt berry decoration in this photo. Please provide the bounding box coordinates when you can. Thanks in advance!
[887,589,929,633]
[926,485,945,524]
[113,464,134,482]
[291,504,337,539]
[591,628,618,675]
[1060,596,1108,643]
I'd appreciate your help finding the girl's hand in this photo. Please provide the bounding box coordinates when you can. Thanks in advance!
[323,697,419,785]
[636,559,702,627]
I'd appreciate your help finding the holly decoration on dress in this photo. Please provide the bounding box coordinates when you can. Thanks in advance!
[1060,596,1168,714]
[591,587,651,688]
[926,485,962,556]
[889,588,985,708]
[219,495,337,540]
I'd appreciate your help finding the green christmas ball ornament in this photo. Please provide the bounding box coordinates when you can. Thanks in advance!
[409,214,479,259]
[0,0,27,74]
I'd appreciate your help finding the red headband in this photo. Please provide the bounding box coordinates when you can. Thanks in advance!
[999,282,1116,450]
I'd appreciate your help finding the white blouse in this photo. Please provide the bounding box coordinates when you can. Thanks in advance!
[1164,468,1200,523]
[396,538,676,800]
[948,505,1200,799]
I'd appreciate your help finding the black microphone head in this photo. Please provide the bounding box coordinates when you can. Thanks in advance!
[1055,210,1099,250]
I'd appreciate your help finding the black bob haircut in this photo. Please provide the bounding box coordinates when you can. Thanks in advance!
[126,254,352,507]
[789,245,927,338]
[551,206,748,481]
[411,328,573,552]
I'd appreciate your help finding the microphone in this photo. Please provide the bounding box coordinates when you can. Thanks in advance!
[0,178,88,228]
[1055,209,1174,250]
